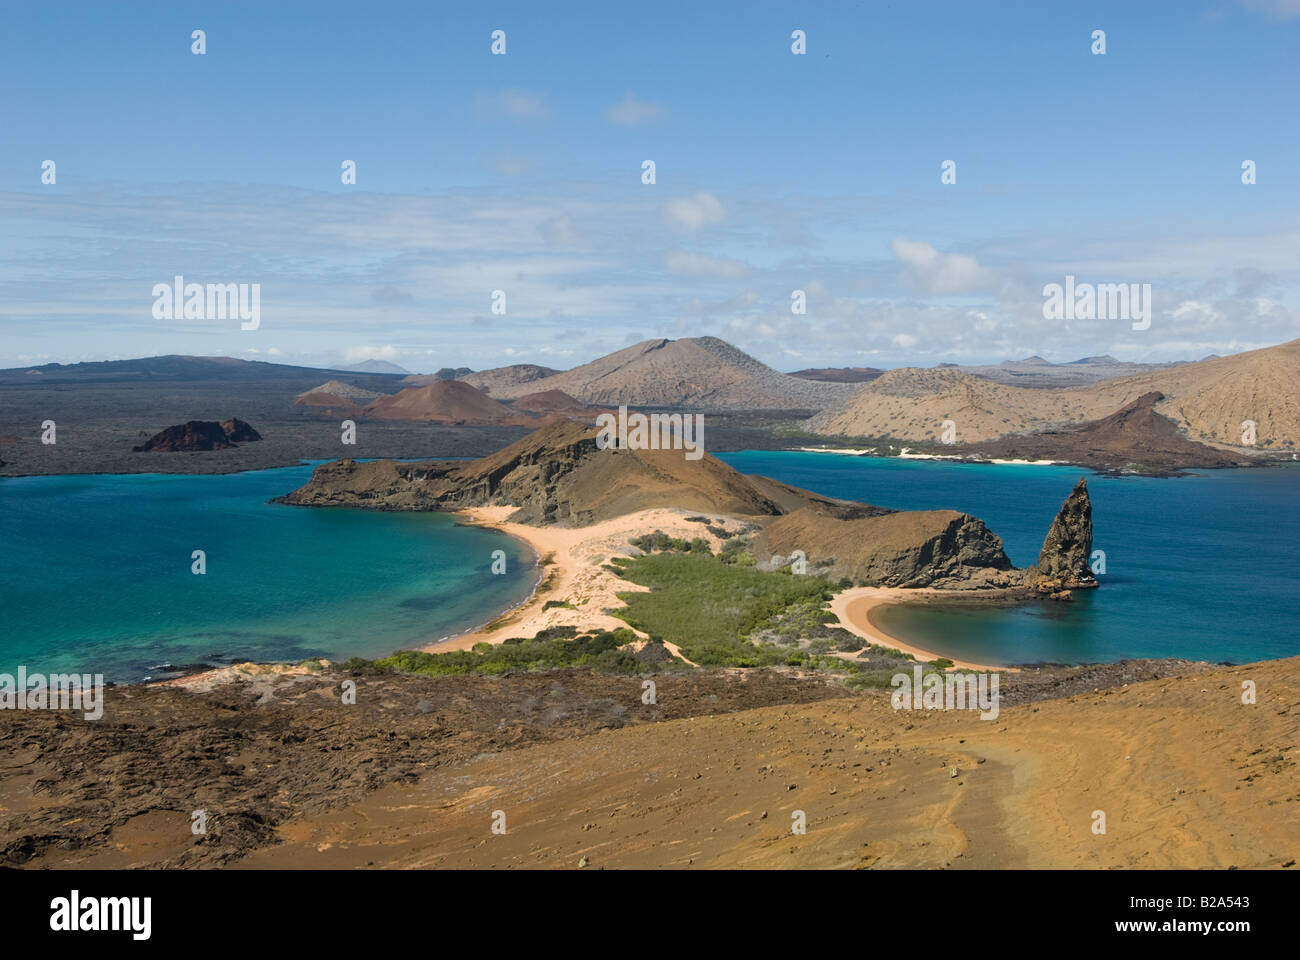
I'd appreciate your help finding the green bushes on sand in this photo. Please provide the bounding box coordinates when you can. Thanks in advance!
[375,627,652,677]
[608,552,843,666]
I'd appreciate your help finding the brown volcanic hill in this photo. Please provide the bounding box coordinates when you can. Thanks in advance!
[955,392,1252,472]
[134,418,262,452]
[294,380,382,407]
[467,337,856,409]
[407,363,559,393]
[807,339,1300,452]
[362,380,532,424]
[280,421,1082,588]
[1081,338,1300,451]
[808,367,1108,442]
[280,420,827,524]
[788,367,884,383]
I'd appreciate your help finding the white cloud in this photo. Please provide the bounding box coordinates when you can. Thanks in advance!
[890,237,997,295]
[663,249,749,279]
[473,88,550,124]
[607,93,667,127]
[662,192,725,230]
[344,344,402,364]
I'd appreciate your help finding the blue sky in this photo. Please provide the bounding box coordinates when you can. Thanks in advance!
[1,0,1297,372]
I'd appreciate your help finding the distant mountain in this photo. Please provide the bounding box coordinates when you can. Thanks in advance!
[787,367,884,384]
[434,367,474,381]
[437,363,560,394]
[340,359,410,375]
[0,355,385,385]
[362,380,532,425]
[294,380,383,407]
[807,367,1107,442]
[965,354,1184,389]
[466,337,855,409]
[808,339,1300,451]
[955,393,1251,472]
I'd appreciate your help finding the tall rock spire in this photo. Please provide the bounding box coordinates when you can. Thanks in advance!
[1035,477,1097,593]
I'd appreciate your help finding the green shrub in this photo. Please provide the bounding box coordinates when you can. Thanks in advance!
[376,627,648,677]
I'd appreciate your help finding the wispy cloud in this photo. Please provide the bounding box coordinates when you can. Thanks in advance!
[662,192,725,231]
[473,88,550,124]
[664,249,749,279]
[606,93,667,127]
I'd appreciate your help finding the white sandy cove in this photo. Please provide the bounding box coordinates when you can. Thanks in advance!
[829,587,1015,672]
[435,507,1012,673]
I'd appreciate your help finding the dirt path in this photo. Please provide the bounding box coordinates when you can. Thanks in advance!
[235,658,1299,869]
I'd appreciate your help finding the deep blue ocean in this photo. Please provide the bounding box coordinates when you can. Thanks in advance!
[718,451,1300,666]
[0,464,535,682]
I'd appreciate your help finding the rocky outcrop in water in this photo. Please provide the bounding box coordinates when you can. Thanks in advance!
[1033,476,1097,595]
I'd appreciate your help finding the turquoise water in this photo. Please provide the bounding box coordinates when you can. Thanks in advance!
[4,455,1296,679]
[0,465,535,682]
[717,452,1300,666]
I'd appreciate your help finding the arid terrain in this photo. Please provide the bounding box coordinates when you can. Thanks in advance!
[2,655,1292,870]
[0,355,813,476]
[809,338,1300,453]
[4,337,1297,477]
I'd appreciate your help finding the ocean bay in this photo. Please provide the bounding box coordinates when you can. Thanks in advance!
[0,464,535,682]
[717,451,1300,666]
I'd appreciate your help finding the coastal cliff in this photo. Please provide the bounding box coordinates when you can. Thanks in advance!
[752,476,1097,593]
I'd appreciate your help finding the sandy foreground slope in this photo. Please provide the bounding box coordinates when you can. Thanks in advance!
[235,658,1299,870]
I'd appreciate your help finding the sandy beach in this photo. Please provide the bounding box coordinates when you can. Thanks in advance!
[830,587,1016,672]
[428,506,749,661]
[437,508,1015,673]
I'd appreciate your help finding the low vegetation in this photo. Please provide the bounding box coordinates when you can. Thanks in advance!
[344,539,951,689]
[373,626,665,677]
